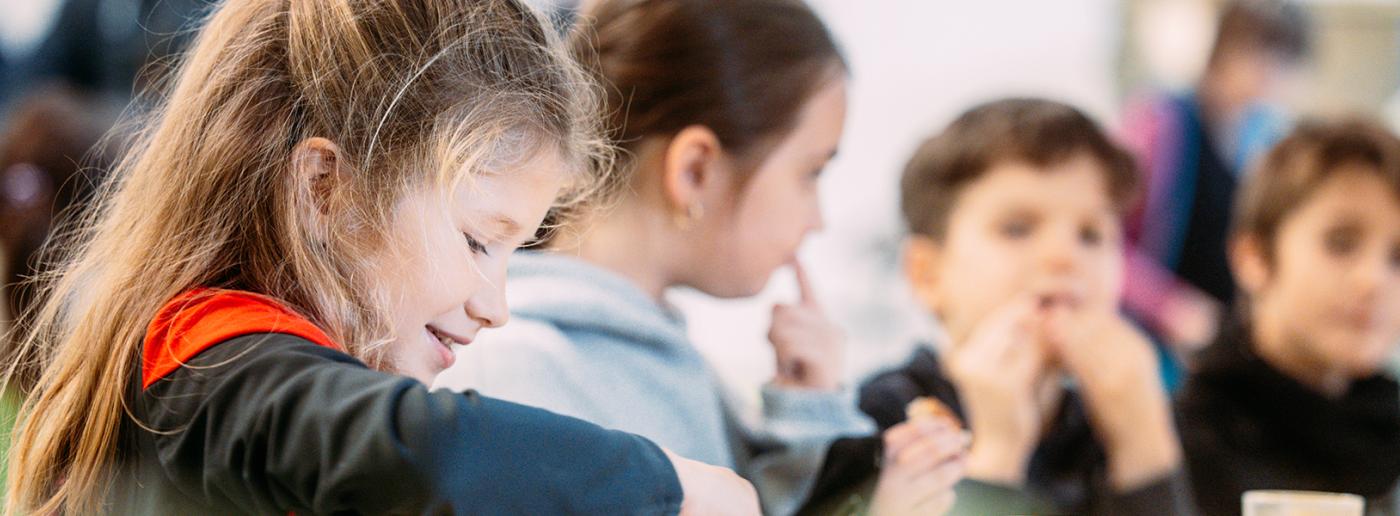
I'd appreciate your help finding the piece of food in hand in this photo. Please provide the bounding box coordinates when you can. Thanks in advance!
[905,396,963,430]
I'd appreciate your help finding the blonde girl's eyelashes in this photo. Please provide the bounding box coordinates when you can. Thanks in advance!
[463,233,489,256]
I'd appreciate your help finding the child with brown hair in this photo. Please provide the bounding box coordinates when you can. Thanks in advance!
[2,0,757,513]
[844,98,1194,514]
[1176,118,1400,515]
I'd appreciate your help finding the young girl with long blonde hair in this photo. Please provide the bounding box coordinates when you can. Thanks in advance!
[4,0,756,513]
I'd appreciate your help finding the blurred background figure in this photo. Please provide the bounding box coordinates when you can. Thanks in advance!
[0,88,118,494]
[1,0,214,323]
[0,86,120,385]
[1,0,212,330]
[1175,118,1400,516]
[1,0,208,493]
[0,0,211,112]
[1120,0,1310,387]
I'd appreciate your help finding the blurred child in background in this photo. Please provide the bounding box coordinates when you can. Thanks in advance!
[1176,119,1400,515]
[1122,0,1310,378]
[852,98,1193,515]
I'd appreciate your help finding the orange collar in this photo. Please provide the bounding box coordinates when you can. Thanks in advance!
[142,288,342,389]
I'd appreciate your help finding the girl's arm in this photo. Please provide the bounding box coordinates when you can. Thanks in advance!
[729,381,874,515]
[137,332,684,514]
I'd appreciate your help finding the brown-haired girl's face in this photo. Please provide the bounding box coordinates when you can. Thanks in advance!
[1244,166,1400,378]
[372,151,567,384]
[690,77,847,297]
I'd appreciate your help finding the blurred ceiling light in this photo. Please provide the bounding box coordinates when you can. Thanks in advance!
[0,0,63,62]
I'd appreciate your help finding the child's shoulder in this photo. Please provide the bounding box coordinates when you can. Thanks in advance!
[141,288,341,389]
[861,346,946,398]
[858,345,957,430]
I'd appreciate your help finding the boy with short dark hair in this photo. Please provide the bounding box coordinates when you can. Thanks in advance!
[863,97,1193,514]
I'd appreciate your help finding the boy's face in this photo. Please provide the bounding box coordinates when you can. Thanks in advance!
[1238,166,1400,378]
[1216,47,1297,109]
[905,154,1125,345]
[372,150,567,384]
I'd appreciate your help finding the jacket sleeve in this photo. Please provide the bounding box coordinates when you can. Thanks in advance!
[136,332,683,515]
[794,351,937,514]
[734,383,875,516]
[793,435,881,516]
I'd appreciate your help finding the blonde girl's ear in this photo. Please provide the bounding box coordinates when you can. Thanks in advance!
[903,234,945,314]
[290,137,349,241]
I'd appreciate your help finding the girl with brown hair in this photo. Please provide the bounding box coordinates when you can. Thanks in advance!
[439,1,965,514]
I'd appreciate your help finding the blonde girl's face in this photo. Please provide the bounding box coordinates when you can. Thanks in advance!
[372,150,567,384]
[1245,167,1400,378]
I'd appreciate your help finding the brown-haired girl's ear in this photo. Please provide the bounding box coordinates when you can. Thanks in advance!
[290,137,348,241]
[1230,233,1272,297]
[903,234,945,314]
[661,125,724,227]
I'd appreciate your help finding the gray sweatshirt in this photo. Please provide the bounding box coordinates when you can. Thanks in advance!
[434,252,874,515]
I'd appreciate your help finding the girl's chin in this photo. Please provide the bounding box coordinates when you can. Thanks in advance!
[419,328,457,370]
[702,282,766,300]
[435,339,457,369]
[730,268,779,298]
[391,334,454,386]
[402,362,444,386]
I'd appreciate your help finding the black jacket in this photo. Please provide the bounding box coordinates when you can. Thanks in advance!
[1176,325,1400,516]
[803,345,1195,515]
[111,290,683,514]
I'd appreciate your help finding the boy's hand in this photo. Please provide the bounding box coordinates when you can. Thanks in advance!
[1042,307,1182,490]
[769,259,845,391]
[869,413,969,516]
[665,448,760,516]
[943,294,1052,486]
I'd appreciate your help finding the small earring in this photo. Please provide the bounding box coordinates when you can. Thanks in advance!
[675,202,704,230]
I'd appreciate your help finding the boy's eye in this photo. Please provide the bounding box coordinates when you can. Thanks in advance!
[1079,223,1103,247]
[1323,228,1359,257]
[464,233,490,256]
[998,218,1034,239]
